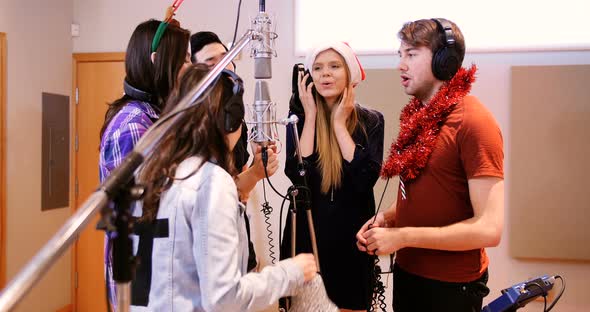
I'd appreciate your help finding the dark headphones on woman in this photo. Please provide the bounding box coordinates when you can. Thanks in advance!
[124,79,154,103]
[220,69,245,133]
[431,18,461,81]
[124,70,244,133]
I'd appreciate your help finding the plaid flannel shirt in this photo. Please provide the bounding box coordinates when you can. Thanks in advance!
[98,100,159,309]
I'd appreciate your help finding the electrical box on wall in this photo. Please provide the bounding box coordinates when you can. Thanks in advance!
[41,92,70,210]
[71,23,80,37]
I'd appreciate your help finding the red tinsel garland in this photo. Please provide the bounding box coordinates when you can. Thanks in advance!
[381,64,477,180]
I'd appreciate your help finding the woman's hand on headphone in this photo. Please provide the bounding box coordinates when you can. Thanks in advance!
[333,84,355,127]
[298,71,317,118]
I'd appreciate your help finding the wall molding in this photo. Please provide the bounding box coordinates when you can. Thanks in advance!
[0,32,8,288]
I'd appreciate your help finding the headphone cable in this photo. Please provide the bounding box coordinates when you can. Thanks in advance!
[369,178,391,312]
[230,0,243,49]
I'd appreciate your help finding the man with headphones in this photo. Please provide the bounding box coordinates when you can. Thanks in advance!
[190,31,280,273]
[190,31,279,201]
[356,18,504,311]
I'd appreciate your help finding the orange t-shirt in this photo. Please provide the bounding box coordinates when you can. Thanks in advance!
[395,95,504,283]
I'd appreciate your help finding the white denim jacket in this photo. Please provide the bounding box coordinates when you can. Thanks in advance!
[130,157,303,312]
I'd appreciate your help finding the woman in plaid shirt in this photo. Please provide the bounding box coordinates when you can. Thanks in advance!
[98,18,191,310]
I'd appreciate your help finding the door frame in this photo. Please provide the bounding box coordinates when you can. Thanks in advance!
[1,32,7,288]
[70,52,125,310]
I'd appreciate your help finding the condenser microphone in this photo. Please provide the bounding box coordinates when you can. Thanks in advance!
[251,80,275,145]
[247,0,278,146]
[252,0,275,79]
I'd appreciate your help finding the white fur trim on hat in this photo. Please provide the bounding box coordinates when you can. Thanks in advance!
[304,41,366,85]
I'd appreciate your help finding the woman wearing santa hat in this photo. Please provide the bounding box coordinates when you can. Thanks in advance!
[282,41,385,311]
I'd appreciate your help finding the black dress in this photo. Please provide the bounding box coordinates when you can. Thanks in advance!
[281,104,384,310]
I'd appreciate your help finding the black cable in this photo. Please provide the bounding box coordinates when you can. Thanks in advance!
[261,145,268,167]
[371,178,390,225]
[260,179,276,264]
[261,147,290,200]
[230,0,242,49]
[523,282,547,311]
[544,294,548,312]
[546,275,565,312]
[368,178,391,311]
[257,145,291,264]
[279,195,287,259]
[259,0,265,12]
[369,256,387,312]
[255,141,310,264]
[278,194,289,259]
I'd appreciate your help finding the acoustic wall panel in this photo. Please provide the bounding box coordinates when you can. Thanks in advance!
[509,65,590,260]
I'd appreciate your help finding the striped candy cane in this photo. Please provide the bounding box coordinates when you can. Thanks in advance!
[400,177,407,200]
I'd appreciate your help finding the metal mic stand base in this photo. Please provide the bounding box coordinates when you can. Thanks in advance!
[280,184,320,312]
[105,181,144,312]
[287,185,319,267]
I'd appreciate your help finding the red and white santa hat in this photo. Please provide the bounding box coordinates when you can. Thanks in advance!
[304,41,366,86]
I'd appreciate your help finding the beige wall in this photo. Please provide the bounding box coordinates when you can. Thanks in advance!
[470,53,590,311]
[0,0,73,311]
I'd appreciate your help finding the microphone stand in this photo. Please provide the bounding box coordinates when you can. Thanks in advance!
[0,29,256,312]
[110,181,144,312]
[286,118,320,268]
[278,116,321,312]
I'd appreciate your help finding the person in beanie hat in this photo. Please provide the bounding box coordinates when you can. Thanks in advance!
[281,41,385,311]
[190,31,235,71]
[189,30,281,273]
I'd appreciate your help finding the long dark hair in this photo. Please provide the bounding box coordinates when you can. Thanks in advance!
[99,19,190,138]
[139,64,238,222]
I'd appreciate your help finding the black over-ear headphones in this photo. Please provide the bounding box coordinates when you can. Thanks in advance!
[123,79,154,103]
[220,69,245,133]
[431,18,461,81]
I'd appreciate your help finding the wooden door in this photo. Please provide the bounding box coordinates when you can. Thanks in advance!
[71,53,125,312]
[0,32,6,289]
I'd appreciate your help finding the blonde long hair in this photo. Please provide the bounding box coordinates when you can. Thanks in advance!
[314,63,359,194]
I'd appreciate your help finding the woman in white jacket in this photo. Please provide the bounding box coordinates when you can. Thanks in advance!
[130,64,317,311]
